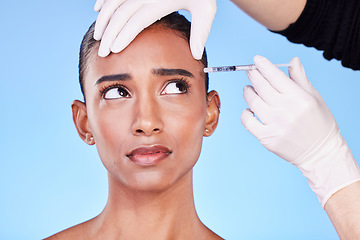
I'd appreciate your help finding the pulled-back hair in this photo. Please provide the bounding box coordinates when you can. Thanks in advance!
[78,12,209,99]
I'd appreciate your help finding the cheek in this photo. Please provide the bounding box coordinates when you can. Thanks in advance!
[163,97,207,157]
[94,109,127,137]
[87,103,132,163]
[176,107,205,138]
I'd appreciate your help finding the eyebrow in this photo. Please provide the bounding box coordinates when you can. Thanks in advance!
[152,68,194,78]
[95,68,194,85]
[95,73,132,85]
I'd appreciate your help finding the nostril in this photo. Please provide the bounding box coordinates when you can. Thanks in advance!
[136,129,144,134]
[134,128,161,135]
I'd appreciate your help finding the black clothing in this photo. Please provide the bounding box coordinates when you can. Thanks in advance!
[273,0,360,70]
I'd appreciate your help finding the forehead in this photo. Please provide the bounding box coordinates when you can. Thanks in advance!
[85,28,205,85]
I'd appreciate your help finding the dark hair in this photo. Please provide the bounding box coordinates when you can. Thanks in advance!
[79,12,209,99]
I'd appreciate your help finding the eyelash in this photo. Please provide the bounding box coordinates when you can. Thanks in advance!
[163,77,191,93]
[99,83,129,98]
[98,77,191,99]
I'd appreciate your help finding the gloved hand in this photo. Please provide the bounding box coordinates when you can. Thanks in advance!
[93,0,217,59]
[241,55,360,207]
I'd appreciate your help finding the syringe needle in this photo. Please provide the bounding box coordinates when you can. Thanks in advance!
[204,63,291,73]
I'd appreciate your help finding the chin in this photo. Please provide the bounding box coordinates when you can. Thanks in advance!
[132,171,185,192]
[110,167,193,193]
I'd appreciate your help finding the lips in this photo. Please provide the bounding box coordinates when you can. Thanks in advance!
[126,145,172,166]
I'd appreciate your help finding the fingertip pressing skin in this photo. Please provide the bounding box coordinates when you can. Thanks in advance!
[98,45,111,58]
[190,44,203,60]
[110,17,147,54]
[189,22,207,60]
[110,39,128,54]
[94,29,103,42]
[189,4,216,60]
[98,1,147,57]
[93,0,217,59]
[110,27,135,54]
[97,25,119,56]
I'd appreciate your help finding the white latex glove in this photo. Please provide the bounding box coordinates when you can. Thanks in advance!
[93,0,217,59]
[241,55,360,207]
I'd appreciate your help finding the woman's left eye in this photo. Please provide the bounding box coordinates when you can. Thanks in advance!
[161,80,189,95]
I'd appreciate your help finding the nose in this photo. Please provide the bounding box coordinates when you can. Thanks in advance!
[131,96,164,136]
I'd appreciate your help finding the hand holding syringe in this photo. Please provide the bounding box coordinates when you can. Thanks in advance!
[204,63,291,73]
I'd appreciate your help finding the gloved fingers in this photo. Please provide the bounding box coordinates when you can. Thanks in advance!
[241,108,266,140]
[253,55,302,95]
[94,0,107,12]
[243,85,273,124]
[189,3,216,60]
[288,57,330,108]
[246,69,282,106]
[288,57,315,95]
[94,0,216,59]
[94,0,128,41]
[111,2,176,54]
[97,0,145,57]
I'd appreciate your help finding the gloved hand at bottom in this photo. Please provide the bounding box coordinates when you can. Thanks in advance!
[241,55,360,207]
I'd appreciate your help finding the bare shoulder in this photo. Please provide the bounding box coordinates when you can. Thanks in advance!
[43,219,95,240]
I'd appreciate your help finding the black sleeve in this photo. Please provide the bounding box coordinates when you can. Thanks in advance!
[272,0,360,70]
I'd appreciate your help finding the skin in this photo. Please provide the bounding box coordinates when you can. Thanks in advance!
[91,1,360,239]
[45,27,222,240]
[325,181,360,240]
[230,0,307,31]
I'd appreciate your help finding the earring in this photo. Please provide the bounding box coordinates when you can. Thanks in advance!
[205,128,210,133]
[86,133,94,144]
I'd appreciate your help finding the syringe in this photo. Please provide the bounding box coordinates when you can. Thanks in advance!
[204,63,291,73]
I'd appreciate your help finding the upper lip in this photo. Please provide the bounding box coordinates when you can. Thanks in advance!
[126,145,172,157]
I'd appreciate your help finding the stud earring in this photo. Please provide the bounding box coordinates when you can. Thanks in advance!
[86,133,94,143]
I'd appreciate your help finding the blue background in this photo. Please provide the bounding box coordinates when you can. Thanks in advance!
[1,1,359,239]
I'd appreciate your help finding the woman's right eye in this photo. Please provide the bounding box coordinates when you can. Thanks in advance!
[103,86,130,100]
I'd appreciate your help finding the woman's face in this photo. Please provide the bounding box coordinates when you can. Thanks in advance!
[75,27,219,192]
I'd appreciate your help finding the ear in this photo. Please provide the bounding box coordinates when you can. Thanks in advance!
[204,90,221,137]
[72,100,95,145]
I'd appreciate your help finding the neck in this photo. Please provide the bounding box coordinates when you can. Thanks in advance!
[91,170,212,240]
